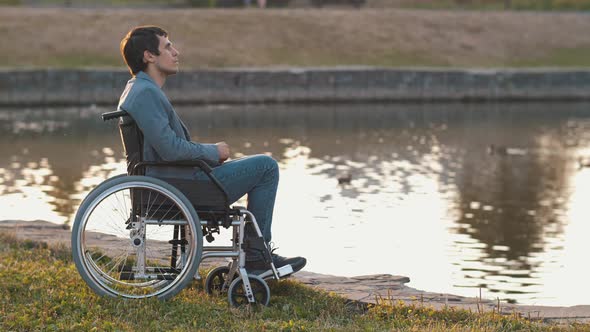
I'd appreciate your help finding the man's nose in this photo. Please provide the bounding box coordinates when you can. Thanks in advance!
[172,47,180,57]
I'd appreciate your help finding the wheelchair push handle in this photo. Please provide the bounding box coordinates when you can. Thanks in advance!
[102,110,128,121]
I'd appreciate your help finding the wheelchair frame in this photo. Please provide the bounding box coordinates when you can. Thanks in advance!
[71,109,292,306]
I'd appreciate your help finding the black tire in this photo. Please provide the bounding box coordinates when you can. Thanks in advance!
[228,275,270,307]
[204,265,236,296]
[71,175,203,300]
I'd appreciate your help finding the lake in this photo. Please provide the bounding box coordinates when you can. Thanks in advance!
[1,101,590,306]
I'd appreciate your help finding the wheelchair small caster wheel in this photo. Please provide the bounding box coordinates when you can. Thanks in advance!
[228,275,270,307]
[205,266,234,296]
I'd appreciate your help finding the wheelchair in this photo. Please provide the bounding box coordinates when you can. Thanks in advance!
[71,109,294,307]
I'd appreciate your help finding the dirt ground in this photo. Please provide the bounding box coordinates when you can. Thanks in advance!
[1,7,590,68]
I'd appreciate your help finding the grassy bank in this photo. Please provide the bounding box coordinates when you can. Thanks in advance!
[390,0,590,11]
[0,233,582,331]
[1,7,590,69]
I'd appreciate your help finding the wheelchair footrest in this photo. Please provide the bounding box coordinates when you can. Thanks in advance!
[257,264,294,280]
[277,264,294,277]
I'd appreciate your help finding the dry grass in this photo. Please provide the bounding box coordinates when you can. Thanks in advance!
[1,7,590,68]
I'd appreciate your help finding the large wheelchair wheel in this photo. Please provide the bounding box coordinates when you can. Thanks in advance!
[71,175,203,300]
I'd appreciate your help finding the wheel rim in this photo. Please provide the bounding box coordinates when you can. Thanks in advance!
[76,181,198,299]
[228,275,270,307]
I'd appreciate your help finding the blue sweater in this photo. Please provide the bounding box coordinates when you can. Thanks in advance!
[117,71,220,178]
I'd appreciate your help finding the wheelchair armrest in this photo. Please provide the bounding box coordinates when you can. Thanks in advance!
[102,110,128,121]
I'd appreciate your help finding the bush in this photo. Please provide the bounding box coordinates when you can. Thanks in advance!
[187,0,291,7]
[399,0,590,10]
[310,0,366,7]
[511,0,590,10]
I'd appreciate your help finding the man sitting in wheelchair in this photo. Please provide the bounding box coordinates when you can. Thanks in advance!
[118,26,306,276]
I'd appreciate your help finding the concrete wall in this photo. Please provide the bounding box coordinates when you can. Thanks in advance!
[1,68,590,106]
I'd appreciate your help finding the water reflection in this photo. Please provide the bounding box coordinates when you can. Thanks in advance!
[1,102,590,306]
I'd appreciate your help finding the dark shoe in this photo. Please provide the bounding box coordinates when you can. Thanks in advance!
[271,253,306,273]
[246,253,306,275]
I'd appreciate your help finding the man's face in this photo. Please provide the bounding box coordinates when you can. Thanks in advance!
[151,35,180,76]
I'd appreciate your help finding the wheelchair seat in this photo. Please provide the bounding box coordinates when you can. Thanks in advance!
[118,111,235,227]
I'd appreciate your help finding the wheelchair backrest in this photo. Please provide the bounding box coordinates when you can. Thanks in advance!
[118,114,144,175]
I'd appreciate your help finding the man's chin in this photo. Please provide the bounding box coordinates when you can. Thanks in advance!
[166,66,179,76]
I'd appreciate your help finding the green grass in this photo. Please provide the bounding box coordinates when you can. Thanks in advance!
[399,0,507,10]
[265,46,590,69]
[508,48,590,67]
[265,47,448,68]
[8,48,590,70]
[0,232,587,331]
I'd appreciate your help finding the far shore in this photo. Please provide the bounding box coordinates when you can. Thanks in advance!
[3,7,590,105]
[2,7,590,68]
[2,219,590,323]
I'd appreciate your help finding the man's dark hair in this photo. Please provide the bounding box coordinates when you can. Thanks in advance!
[120,26,168,75]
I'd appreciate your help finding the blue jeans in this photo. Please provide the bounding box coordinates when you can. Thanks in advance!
[195,154,279,244]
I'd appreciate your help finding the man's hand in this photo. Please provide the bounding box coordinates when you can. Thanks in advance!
[216,141,230,164]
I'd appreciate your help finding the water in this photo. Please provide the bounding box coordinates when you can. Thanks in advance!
[1,102,590,306]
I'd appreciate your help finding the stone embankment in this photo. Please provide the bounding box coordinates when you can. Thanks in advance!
[2,68,590,106]
[1,220,589,323]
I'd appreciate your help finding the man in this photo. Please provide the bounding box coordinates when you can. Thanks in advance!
[118,26,305,274]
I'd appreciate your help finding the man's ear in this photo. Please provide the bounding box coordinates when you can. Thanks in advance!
[143,50,155,64]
